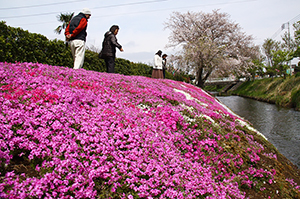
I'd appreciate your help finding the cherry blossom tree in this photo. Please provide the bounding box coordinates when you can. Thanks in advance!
[164,10,258,87]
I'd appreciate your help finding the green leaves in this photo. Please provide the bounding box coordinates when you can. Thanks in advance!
[271,49,293,78]
[0,21,73,67]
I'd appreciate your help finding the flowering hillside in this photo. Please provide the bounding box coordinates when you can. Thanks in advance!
[0,62,299,199]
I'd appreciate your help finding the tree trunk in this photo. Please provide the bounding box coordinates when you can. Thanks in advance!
[196,67,204,88]
[196,66,213,88]
[197,79,204,88]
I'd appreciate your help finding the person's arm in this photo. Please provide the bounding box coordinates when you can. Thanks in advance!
[65,23,71,40]
[111,35,123,51]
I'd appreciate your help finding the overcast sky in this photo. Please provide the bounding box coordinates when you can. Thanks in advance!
[1,0,300,64]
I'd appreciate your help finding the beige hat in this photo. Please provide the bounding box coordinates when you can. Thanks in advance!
[81,8,91,15]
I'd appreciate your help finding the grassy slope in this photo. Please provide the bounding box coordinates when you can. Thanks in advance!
[231,77,300,111]
[1,63,300,198]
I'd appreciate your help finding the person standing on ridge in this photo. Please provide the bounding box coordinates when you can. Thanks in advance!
[100,25,124,73]
[162,53,168,78]
[65,8,91,69]
[152,50,164,79]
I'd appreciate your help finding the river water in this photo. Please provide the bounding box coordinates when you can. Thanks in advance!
[216,95,300,169]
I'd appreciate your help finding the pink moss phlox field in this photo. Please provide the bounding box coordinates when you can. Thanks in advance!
[0,62,276,198]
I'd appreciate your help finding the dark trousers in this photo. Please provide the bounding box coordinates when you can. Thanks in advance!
[105,56,115,73]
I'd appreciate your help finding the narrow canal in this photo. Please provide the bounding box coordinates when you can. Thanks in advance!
[216,95,300,168]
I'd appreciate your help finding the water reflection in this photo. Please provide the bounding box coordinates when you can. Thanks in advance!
[217,95,300,168]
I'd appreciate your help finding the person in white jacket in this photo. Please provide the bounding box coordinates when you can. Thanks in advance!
[152,50,164,79]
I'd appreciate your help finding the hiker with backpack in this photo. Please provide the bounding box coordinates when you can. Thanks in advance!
[65,8,91,69]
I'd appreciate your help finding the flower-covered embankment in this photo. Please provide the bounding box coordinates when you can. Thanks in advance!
[0,62,299,199]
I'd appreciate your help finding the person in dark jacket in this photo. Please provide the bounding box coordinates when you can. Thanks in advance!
[101,25,124,73]
[65,8,91,69]
[162,54,168,78]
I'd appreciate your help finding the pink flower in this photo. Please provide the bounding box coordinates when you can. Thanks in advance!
[0,62,276,199]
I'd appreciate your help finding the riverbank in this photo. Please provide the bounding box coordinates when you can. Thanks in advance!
[228,76,300,111]
[217,94,300,167]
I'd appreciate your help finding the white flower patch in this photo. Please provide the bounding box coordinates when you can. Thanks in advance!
[137,104,150,114]
[236,119,268,140]
[213,110,227,118]
[173,88,208,108]
[137,104,150,110]
[174,88,194,100]
[216,99,268,140]
[174,89,219,126]
[182,115,196,123]
[179,104,196,123]
[180,103,194,112]
[199,114,218,126]
[174,87,266,139]
[179,103,217,126]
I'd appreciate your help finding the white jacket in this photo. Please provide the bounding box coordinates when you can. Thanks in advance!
[153,54,163,70]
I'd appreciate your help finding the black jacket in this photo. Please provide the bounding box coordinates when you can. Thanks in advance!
[101,31,122,57]
[68,13,88,41]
